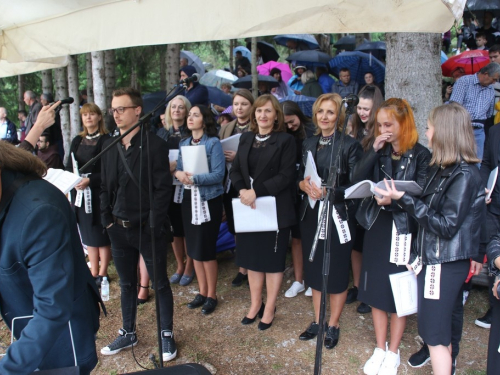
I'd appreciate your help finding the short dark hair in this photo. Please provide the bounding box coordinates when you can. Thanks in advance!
[490,45,500,54]
[18,110,27,116]
[40,133,51,144]
[186,105,219,138]
[112,87,143,108]
[339,68,350,74]
[476,32,486,39]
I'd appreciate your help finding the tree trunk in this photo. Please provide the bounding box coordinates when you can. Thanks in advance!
[104,49,116,109]
[54,67,71,163]
[91,51,107,112]
[315,34,331,55]
[355,34,365,48]
[86,53,94,103]
[41,69,53,95]
[385,32,442,147]
[160,46,167,91]
[67,55,81,140]
[166,43,180,90]
[17,75,25,111]
[229,39,235,72]
[130,65,138,90]
[251,37,258,99]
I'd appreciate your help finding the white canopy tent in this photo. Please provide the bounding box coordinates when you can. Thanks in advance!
[0,56,69,78]
[1,0,465,62]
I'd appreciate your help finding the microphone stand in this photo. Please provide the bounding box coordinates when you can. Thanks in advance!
[308,100,357,375]
[80,84,185,368]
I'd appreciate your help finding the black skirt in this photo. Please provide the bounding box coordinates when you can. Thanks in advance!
[488,295,500,374]
[417,260,469,347]
[236,227,291,273]
[301,202,354,294]
[76,205,110,247]
[181,191,223,261]
[358,209,408,313]
[168,200,184,238]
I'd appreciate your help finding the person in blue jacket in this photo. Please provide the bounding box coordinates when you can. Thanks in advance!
[0,118,102,374]
[180,65,209,107]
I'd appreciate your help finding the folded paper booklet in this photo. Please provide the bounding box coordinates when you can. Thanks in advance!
[232,196,278,233]
[220,133,241,153]
[344,179,422,199]
[486,166,498,201]
[304,150,322,209]
[43,168,82,195]
[389,270,418,317]
[180,145,209,175]
[169,149,181,185]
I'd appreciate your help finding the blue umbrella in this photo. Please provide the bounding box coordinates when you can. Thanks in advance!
[180,50,205,76]
[274,34,320,50]
[206,86,232,107]
[329,51,386,86]
[441,50,449,64]
[334,35,369,51]
[279,95,317,118]
[233,46,252,61]
[355,41,386,61]
[286,50,331,71]
[232,75,279,89]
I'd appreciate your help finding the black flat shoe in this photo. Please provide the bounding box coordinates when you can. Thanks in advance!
[258,307,276,331]
[241,303,265,325]
[232,272,248,287]
[201,297,218,315]
[299,322,321,341]
[324,326,340,350]
[187,294,206,309]
[357,302,372,314]
[345,286,358,304]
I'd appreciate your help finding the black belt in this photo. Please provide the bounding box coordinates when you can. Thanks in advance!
[472,119,486,129]
[113,216,132,228]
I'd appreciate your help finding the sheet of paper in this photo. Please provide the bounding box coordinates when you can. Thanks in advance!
[304,151,322,208]
[389,271,418,317]
[71,152,79,176]
[169,149,179,163]
[181,145,209,175]
[344,180,375,199]
[232,196,278,233]
[487,166,498,201]
[43,168,82,195]
[220,133,241,152]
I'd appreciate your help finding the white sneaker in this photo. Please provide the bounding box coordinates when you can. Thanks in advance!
[363,347,386,375]
[378,349,400,375]
[285,281,305,297]
[305,287,313,297]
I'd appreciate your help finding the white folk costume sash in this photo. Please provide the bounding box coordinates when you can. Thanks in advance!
[74,173,92,214]
[410,255,423,275]
[332,207,351,244]
[390,221,412,265]
[424,264,441,300]
[317,200,329,240]
[173,185,183,203]
[191,185,210,225]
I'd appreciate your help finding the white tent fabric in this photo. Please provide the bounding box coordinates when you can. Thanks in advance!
[0,56,69,78]
[0,0,465,65]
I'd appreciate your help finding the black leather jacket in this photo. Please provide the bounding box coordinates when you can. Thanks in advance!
[353,143,431,234]
[487,235,500,277]
[398,162,486,265]
[298,133,363,221]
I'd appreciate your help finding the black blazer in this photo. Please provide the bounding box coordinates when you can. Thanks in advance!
[100,128,172,236]
[230,131,297,229]
[480,124,500,213]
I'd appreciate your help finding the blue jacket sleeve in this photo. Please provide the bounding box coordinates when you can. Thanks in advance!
[193,138,225,186]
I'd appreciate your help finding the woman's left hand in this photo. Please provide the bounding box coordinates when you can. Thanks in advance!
[374,178,405,202]
[493,278,500,300]
[239,189,256,209]
[75,177,90,190]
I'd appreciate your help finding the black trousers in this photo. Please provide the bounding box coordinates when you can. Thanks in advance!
[107,224,173,333]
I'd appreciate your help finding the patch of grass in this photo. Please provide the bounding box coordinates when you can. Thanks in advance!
[272,363,283,371]
[348,355,360,367]
[109,371,117,375]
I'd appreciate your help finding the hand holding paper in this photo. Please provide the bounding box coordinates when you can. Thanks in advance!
[373,178,405,200]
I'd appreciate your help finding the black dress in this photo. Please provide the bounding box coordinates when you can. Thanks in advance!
[71,136,110,247]
[301,137,357,293]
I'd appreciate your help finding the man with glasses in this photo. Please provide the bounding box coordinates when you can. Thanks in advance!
[99,87,177,362]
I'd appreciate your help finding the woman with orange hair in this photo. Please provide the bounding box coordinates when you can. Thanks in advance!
[353,98,431,375]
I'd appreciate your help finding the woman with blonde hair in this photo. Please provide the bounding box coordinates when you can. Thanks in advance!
[297,93,362,348]
[354,98,431,375]
[376,102,484,375]
[66,103,111,287]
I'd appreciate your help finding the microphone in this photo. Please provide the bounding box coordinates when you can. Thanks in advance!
[58,97,75,105]
[180,73,200,85]
[343,94,359,107]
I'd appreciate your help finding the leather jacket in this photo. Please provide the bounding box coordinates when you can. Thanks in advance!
[398,161,486,265]
[298,133,363,221]
[354,143,431,234]
[487,235,500,277]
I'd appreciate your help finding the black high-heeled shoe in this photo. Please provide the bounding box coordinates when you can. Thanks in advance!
[258,307,276,331]
[137,284,149,305]
[241,303,265,325]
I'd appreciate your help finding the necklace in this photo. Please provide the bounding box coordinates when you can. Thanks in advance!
[255,133,271,142]
[319,133,334,146]
[86,130,100,139]
[236,119,250,129]
[391,150,402,161]
[191,137,202,145]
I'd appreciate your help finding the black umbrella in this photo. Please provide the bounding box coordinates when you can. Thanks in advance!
[232,75,279,89]
[286,50,331,64]
[206,86,232,107]
[355,41,386,61]
[334,35,369,51]
[274,34,320,50]
[246,41,280,63]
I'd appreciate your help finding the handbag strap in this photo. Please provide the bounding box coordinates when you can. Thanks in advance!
[116,143,142,191]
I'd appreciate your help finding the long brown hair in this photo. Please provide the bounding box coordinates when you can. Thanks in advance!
[0,141,47,177]
[350,85,384,151]
[249,95,285,133]
[79,103,108,137]
[374,98,419,154]
[428,103,480,166]
[312,93,345,135]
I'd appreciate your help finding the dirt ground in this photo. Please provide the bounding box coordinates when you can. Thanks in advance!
[1,247,491,375]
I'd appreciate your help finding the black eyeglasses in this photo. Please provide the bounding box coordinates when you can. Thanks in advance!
[108,106,138,115]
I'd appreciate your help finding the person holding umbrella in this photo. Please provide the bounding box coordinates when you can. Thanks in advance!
[180,65,209,107]
[270,68,289,100]
[300,70,323,98]
[287,66,306,95]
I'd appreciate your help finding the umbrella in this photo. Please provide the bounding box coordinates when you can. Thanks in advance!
[466,0,500,11]
[180,50,205,76]
[256,62,293,83]
[355,41,386,61]
[441,51,449,64]
[441,49,490,77]
[274,34,320,50]
[206,86,233,107]
[286,50,332,65]
[232,75,279,89]
[233,46,252,61]
[328,51,386,86]
[334,35,369,51]
[246,41,280,63]
[200,70,238,88]
[278,95,317,118]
